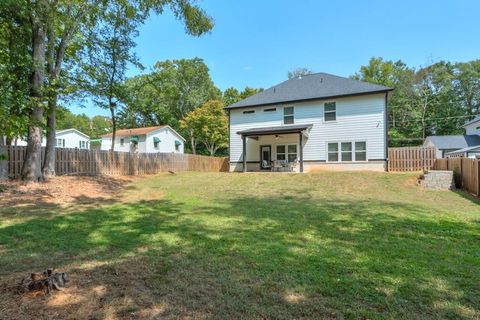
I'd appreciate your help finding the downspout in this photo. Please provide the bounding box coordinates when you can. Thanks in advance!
[384,92,389,171]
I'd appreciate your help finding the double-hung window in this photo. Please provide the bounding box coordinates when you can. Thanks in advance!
[79,141,86,149]
[324,102,336,121]
[56,139,65,148]
[283,106,294,124]
[327,141,367,162]
[276,144,298,162]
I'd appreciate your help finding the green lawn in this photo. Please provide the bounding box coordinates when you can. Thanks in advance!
[1,172,479,319]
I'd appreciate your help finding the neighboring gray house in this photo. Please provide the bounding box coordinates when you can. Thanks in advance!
[226,72,393,172]
[424,135,480,158]
[424,116,480,159]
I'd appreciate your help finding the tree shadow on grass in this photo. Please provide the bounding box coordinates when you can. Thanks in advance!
[0,195,479,319]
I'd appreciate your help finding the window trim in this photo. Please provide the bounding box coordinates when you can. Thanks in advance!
[283,106,294,125]
[324,101,337,122]
[326,141,368,163]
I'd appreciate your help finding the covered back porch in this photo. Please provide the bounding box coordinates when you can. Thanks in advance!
[237,124,312,173]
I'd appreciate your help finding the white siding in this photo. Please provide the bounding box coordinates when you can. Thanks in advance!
[465,122,480,135]
[145,128,184,153]
[229,93,386,164]
[101,127,185,153]
[13,129,89,149]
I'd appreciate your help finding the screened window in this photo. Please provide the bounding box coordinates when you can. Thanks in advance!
[324,102,336,122]
[327,141,367,162]
[341,142,353,161]
[283,106,294,124]
[287,145,298,162]
[276,145,286,160]
[120,138,125,146]
[327,143,338,162]
[276,144,297,162]
[355,142,367,161]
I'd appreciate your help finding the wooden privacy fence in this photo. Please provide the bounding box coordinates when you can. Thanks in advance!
[388,146,436,172]
[0,146,229,179]
[434,157,480,196]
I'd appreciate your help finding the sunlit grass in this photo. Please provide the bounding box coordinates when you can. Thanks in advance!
[0,172,479,319]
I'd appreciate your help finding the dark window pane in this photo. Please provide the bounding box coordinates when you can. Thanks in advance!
[284,106,294,115]
[355,141,366,151]
[276,145,285,153]
[328,143,338,152]
[341,142,352,151]
[342,152,352,161]
[325,112,336,121]
[284,115,294,124]
[277,154,286,160]
[325,102,336,112]
[328,152,338,162]
[288,154,297,162]
[355,151,366,161]
[288,145,297,153]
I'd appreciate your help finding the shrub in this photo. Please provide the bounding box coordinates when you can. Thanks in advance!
[0,153,7,161]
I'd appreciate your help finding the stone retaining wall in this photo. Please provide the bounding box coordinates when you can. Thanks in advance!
[420,170,455,190]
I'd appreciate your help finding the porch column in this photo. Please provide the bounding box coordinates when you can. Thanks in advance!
[242,135,247,172]
[299,132,304,173]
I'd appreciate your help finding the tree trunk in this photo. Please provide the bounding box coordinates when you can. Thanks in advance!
[21,16,45,182]
[189,128,196,154]
[42,95,57,178]
[110,105,116,152]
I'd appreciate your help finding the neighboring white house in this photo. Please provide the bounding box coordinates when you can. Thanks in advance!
[225,72,393,172]
[101,125,185,153]
[13,128,90,149]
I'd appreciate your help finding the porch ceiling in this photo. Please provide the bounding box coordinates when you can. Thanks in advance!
[237,124,313,137]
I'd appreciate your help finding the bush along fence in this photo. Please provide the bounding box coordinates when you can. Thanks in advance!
[0,146,229,179]
[388,146,436,172]
[434,157,480,196]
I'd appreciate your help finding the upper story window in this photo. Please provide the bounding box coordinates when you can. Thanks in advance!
[264,108,276,112]
[283,106,294,124]
[243,110,255,114]
[324,102,336,122]
[79,141,86,149]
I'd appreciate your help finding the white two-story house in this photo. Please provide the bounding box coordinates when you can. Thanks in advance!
[226,73,393,172]
[101,125,185,153]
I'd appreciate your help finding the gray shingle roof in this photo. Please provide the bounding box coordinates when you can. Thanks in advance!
[462,115,480,127]
[225,72,392,109]
[446,145,480,155]
[424,135,480,149]
[237,124,313,136]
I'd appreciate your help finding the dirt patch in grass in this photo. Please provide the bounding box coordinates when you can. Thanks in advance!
[0,175,141,207]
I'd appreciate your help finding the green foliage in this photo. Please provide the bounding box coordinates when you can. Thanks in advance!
[120,58,221,152]
[0,153,7,161]
[222,86,263,107]
[180,100,228,156]
[56,107,112,139]
[287,67,313,79]
[354,57,480,146]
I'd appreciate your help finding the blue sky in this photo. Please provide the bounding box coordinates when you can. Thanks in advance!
[71,0,480,116]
